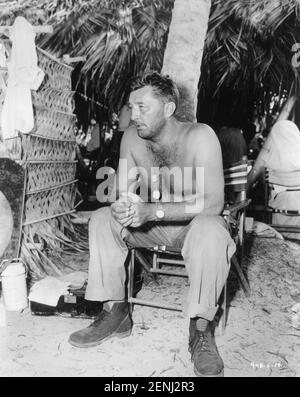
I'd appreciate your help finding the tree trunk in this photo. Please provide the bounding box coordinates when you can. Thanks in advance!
[161,0,211,122]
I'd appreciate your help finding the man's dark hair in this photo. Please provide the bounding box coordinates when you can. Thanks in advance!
[130,71,179,110]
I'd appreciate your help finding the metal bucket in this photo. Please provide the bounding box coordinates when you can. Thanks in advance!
[0,258,28,311]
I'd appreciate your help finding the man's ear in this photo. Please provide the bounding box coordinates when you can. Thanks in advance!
[164,102,176,118]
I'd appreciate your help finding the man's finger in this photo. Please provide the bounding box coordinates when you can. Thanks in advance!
[125,208,135,218]
[112,205,130,213]
[129,216,141,228]
[112,204,133,214]
[113,209,135,220]
[112,208,125,215]
[119,215,134,226]
[122,217,134,228]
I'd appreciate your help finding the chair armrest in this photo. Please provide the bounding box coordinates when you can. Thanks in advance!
[222,199,252,216]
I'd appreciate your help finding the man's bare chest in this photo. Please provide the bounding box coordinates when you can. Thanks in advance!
[132,142,196,198]
[134,141,190,169]
[146,142,180,168]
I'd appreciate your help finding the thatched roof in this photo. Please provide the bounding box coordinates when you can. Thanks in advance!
[1,0,300,129]
[200,0,300,130]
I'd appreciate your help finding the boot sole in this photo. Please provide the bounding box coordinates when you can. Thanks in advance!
[194,365,224,377]
[68,316,132,348]
[69,328,132,348]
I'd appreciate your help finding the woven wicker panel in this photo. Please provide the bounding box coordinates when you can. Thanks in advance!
[24,182,77,225]
[26,162,77,192]
[0,46,83,280]
[34,107,76,140]
[0,48,72,92]
[1,137,22,160]
[33,87,75,113]
[37,47,73,91]
[21,135,76,161]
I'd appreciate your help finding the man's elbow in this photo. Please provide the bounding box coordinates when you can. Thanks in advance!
[214,198,224,215]
[203,194,224,215]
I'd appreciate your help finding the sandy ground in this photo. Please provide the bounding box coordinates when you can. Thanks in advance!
[0,235,299,377]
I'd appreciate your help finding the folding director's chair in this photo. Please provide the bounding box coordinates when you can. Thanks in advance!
[127,161,251,334]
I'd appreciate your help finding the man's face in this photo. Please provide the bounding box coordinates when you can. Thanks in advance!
[128,86,167,139]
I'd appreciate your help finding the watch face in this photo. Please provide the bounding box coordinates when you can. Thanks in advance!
[156,209,164,219]
[153,190,160,200]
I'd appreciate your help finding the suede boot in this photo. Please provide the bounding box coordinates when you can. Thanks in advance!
[68,302,132,348]
[189,321,224,377]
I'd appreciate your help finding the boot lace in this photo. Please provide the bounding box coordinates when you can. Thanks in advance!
[189,330,210,360]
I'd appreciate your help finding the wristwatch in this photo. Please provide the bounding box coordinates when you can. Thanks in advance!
[152,190,161,200]
[156,203,165,219]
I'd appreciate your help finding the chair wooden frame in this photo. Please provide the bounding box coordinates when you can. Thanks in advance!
[127,161,251,334]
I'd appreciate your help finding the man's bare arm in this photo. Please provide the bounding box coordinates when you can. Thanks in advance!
[109,126,138,201]
[110,126,138,226]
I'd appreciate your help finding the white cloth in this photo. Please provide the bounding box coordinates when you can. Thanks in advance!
[0,16,44,139]
[28,277,70,307]
[28,271,88,307]
[259,120,300,240]
[261,120,300,172]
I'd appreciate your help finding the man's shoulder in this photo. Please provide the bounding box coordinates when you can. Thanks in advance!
[120,125,145,159]
[120,125,140,147]
[122,125,138,140]
[184,122,218,144]
[182,123,222,163]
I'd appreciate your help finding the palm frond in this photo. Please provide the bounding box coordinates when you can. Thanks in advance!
[2,0,300,128]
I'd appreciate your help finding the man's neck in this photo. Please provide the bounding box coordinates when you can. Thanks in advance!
[149,117,180,148]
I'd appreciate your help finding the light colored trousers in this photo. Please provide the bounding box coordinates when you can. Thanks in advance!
[85,207,236,321]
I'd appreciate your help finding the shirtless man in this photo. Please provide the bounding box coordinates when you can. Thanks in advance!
[69,72,236,377]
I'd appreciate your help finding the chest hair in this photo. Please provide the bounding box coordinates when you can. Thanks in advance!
[146,141,179,168]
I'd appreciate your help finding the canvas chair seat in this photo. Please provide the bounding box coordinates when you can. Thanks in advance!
[268,168,300,190]
[264,168,300,235]
[127,160,251,335]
